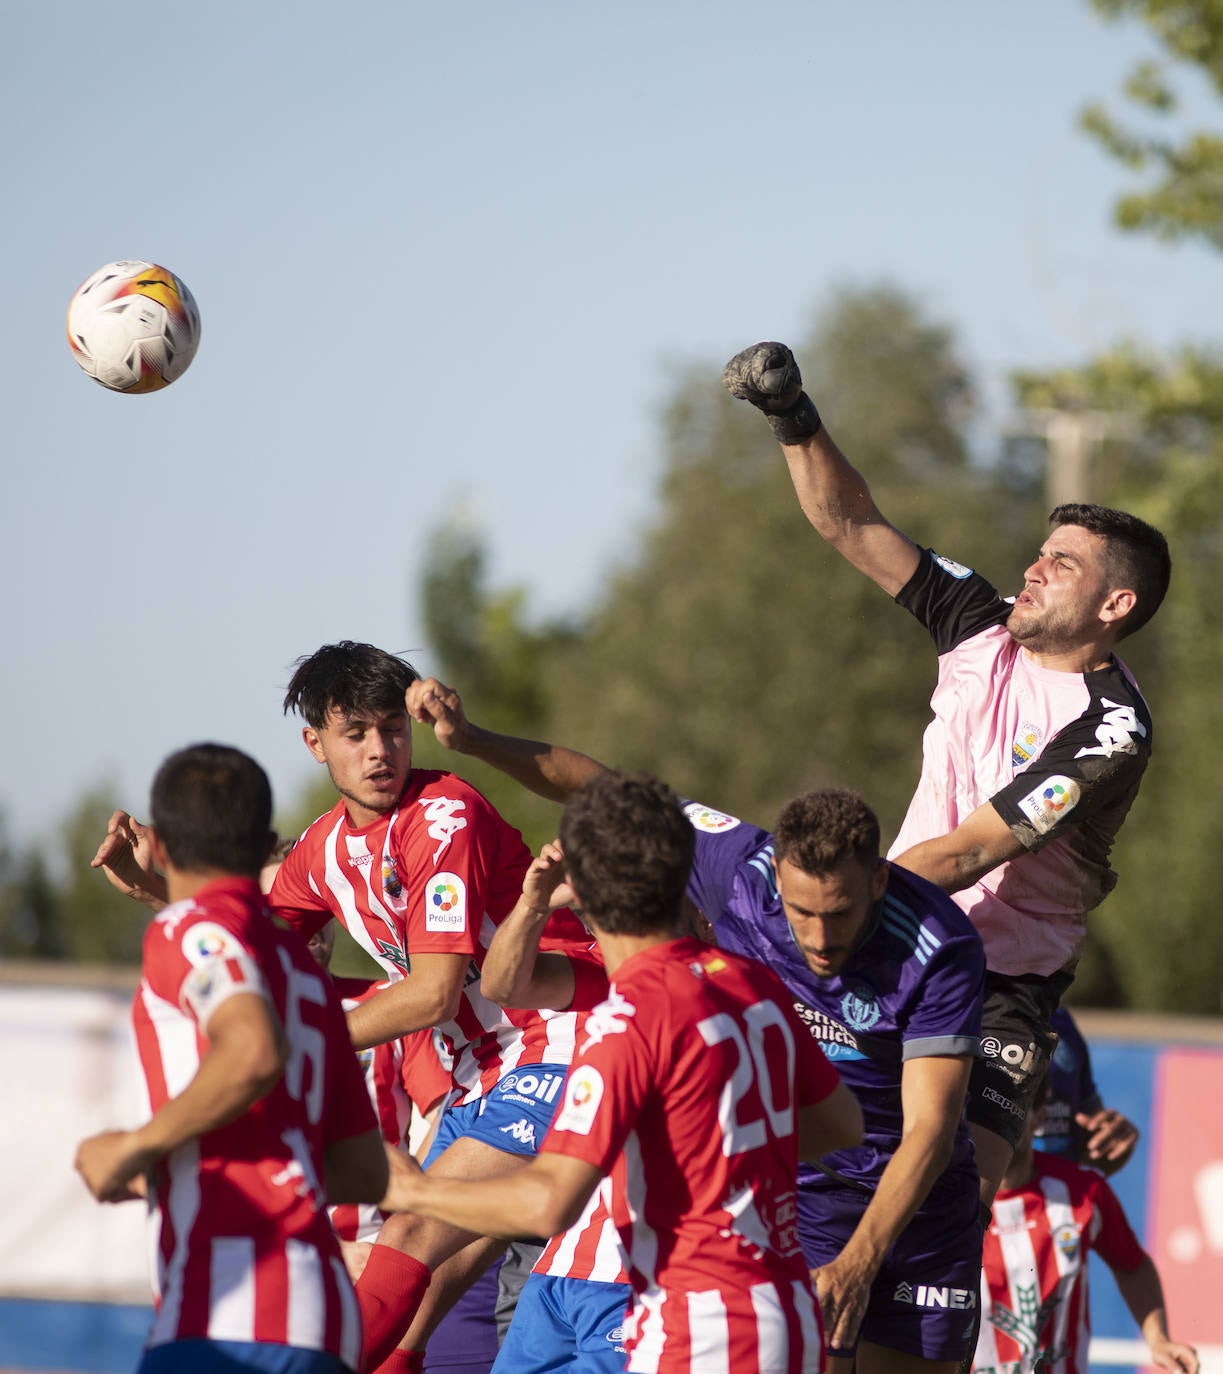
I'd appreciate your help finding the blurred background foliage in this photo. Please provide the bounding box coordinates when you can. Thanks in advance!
[5,0,1223,1010]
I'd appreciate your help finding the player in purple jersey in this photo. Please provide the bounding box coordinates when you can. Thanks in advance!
[723,341,1171,1220]
[400,680,986,1374]
[1036,1006,1139,1174]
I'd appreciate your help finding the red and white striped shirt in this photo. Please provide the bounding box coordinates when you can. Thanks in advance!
[133,877,376,1367]
[271,770,587,1102]
[543,938,839,1373]
[326,975,452,1245]
[974,1151,1146,1374]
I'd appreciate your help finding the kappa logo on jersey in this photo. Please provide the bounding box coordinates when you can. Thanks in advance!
[1017,775,1081,834]
[1011,721,1043,767]
[683,801,741,834]
[1074,698,1147,759]
[553,1064,605,1136]
[375,939,409,973]
[840,981,881,1031]
[425,872,466,932]
[348,851,374,869]
[381,856,403,898]
[579,988,636,1051]
[893,1282,976,1310]
[181,921,243,967]
[417,796,468,862]
[932,552,973,579]
[499,1118,537,1148]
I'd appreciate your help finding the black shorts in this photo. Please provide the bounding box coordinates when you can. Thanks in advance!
[965,968,1073,1148]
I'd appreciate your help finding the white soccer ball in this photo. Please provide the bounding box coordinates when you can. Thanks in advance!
[66,260,201,393]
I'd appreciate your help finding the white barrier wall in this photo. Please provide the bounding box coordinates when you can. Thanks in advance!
[0,974,149,1303]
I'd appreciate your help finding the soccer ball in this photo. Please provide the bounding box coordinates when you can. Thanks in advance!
[66,260,201,393]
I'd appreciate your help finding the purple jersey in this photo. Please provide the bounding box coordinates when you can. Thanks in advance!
[683,804,984,1208]
[1035,1006,1102,1161]
[890,550,1153,977]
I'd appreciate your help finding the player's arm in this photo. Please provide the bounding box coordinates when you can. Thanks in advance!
[480,841,580,1010]
[345,951,470,1051]
[1110,1254,1200,1373]
[796,1080,864,1159]
[405,676,606,803]
[722,342,921,596]
[891,799,1027,894]
[382,1145,602,1242]
[75,991,287,1203]
[811,1053,973,1351]
[324,1127,392,1206]
[89,809,169,910]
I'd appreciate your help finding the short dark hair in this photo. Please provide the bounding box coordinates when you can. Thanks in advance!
[150,743,274,877]
[773,789,880,875]
[558,771,695,937]
[1049,503,1171,640]
[283,641,421,729]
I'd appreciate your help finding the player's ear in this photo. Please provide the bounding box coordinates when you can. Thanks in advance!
[302,726,327,763]
[149,828,170,873]
[1099,586,1137,628]
[870,858,889,902]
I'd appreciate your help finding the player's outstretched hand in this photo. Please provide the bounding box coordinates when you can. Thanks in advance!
[1076,1107,1139,1175]
[722,342,804,412]
[811,1250,874,1352]
[722,342,822,443]
[90,810,168,909]
[1149,1337,1200,1373]
[75,1130,153,1204]
[522,841,576,916]
[406,677,471,753]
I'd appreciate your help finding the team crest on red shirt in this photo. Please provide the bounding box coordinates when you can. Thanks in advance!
[382,856,403,898]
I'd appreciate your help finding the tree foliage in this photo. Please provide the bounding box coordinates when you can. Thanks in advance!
[1083,0,1223,248]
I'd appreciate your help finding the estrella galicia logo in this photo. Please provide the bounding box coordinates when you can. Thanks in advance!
[840,980,881,1031]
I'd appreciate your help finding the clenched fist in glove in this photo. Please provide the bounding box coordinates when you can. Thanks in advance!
[721,341,822,444]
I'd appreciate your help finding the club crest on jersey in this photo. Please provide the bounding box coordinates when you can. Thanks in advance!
[1017,775,1080,834]
[1011,721,1043,768]
[425,872,466,932]
[931,552,973,579]
[683,801,741,833]
[840,981,881,1032]
[381,856,403,898]
[1054,1223,1081,1264]
[181,921,242,967]
[553,1064,605,1136]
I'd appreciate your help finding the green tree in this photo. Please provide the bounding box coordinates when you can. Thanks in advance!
[1083,0,1223,248]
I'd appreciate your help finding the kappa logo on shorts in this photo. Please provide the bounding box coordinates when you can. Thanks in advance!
[893,1282,976,1310]
[683,802,741,834]
[499,1118,537,1148]
[1017,775,1080,834]
[982,1085,1026,1119]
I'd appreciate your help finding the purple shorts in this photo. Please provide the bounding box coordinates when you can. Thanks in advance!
[798,1183,982,1362]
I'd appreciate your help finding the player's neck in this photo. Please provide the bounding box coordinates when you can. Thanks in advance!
[164,866,254,904]
[1020,638,1115,674]
[595,929,682,977]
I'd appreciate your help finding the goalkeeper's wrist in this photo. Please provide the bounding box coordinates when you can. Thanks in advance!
[766,392,822,445]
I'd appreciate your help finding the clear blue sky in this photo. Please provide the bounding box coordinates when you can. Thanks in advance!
[3,1,1219,851]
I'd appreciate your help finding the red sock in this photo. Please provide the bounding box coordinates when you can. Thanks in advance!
[371,1350,425,1374]
[353,1243,431,1372]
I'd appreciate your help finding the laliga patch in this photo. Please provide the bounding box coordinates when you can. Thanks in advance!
[932,552,973,579]
[683,802,741,833]
[180,951,264,1023]
[181,920,244,968]
[425,872,467,932]
[552,1064,605,1136]
[1017,775,1081,834]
